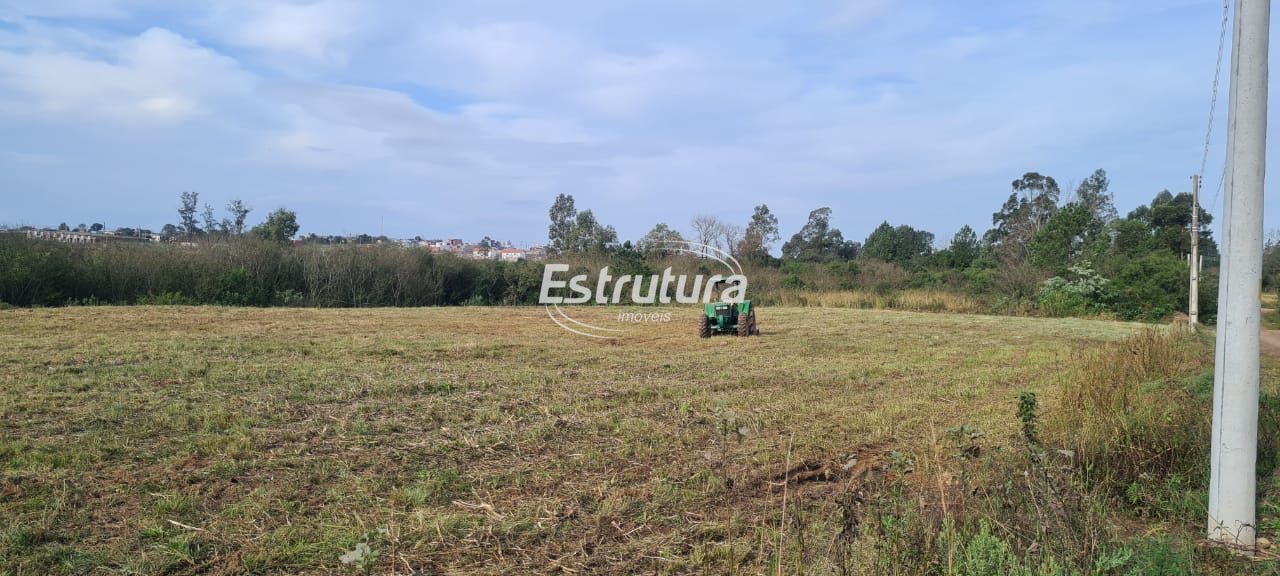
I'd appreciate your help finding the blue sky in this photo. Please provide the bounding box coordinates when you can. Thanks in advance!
[0,0,1273,245]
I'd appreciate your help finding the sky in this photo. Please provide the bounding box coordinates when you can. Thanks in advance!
[0,0,1275,246]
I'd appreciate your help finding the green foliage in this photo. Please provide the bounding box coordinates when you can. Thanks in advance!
[1030,203,1105,272]
[739,204,780,262]
[825,260,860,289]
[204,266,270,306]
[959,520,1017,576]
[338,528,386,576]
[547,193,577,254]
[178,191,201,238]
[1265,234,1280,294]
[1121,537,1191,576]
[1017,391,1038,447]
[273,289,306,307]
[224,199,252,235]
[3,165,1233,325]
[637,223,685,257]
[1111,252,1187,321]
[251,208,300,243]
[988,172,1061,260]
[861,221,934,265]
[781,207,858,262]
[610,241,651,277]
[0,236,548,308]
[1074,168,1118,223]
[566,210,618,253]
[544,195,619,255]
[1111,218,1153,257]
[948,225,980,269]
[1037,263,1113,317]
[963,266,997,295]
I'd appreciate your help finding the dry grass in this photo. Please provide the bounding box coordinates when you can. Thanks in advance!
[771,290,986,314]
[0,306,1155,574]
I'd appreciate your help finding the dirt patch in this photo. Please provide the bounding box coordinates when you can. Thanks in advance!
[1263,329,1280,358]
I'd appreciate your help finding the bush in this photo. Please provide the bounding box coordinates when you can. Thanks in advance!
[1051,330,1206,492]
[1036,263,1113,317]
[273,289,306,307]
[1111,252,1187,321]
[825,260,860,289]
[963,266,997,294]
[1197,268,1220,324]
[0,237,545,308]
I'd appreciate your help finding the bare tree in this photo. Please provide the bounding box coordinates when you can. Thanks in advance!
[719,222,743,257]
[689,215,721,258]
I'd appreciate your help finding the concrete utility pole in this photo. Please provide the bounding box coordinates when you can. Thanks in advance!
[1190,174,1201,328]
[1208,0,1268,551]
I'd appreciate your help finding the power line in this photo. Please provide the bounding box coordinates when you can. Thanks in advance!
[1211,163,1227,217]
[1201,0,1231,215]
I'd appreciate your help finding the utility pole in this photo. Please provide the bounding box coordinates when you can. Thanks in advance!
[1208,0,1268,552]
[1190,174,1200,328]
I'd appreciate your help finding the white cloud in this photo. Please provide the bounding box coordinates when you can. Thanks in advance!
[208,0,364,63]
[0,27,250,121]
[0,0,1256,241]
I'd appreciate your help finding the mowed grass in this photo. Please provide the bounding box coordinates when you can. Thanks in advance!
[0,306,1147,574]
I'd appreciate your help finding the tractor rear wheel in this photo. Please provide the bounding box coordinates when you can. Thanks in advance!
[699,315,711,338]
[738,310,758,336]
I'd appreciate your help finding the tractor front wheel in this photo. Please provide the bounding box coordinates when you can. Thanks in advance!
[699,315,711,338]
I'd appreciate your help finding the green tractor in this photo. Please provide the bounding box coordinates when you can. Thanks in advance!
[699,300,759,338]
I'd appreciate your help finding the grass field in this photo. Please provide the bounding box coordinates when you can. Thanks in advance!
[0,306,1225,574]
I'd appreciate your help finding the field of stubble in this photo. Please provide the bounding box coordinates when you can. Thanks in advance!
[0,306,1147,574]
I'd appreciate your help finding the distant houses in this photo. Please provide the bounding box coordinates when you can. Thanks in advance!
[420,238,544,261]
[11,225,545,260]
[21,228,159,244]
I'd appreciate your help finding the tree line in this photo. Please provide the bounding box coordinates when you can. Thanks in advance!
[4,169,1278,321]
[543,169,1232,321]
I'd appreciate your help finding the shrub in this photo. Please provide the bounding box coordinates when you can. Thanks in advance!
[963,266,997,294]
[826,260,860,289]
[273,289,306,307]
[1036,263,1113,317]
[1111,252,1187,321]
[1051,329,1206,491]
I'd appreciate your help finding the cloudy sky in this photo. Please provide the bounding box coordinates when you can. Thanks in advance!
[0,0,1273,245]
